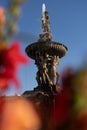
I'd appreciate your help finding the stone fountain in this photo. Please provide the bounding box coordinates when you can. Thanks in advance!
[22,5,68,128]
[24,4,68,96]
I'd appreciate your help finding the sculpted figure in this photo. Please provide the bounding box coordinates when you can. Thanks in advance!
[35,53,52,86]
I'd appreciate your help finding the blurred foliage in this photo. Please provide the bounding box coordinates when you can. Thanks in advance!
[51,66,87,130]
[0,0,26,43]
[0,0,27,92]
[0,1,28,127]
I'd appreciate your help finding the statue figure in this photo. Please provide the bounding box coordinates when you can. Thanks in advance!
[41,10,52,41]
[46,55,59,85]
[51,56,59,84]
[35,51,60,94]
[35,53,52,87]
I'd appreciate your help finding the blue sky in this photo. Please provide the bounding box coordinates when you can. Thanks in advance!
[0,0,87,95]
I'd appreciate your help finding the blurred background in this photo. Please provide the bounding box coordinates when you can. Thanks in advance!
[0,0,87,95]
